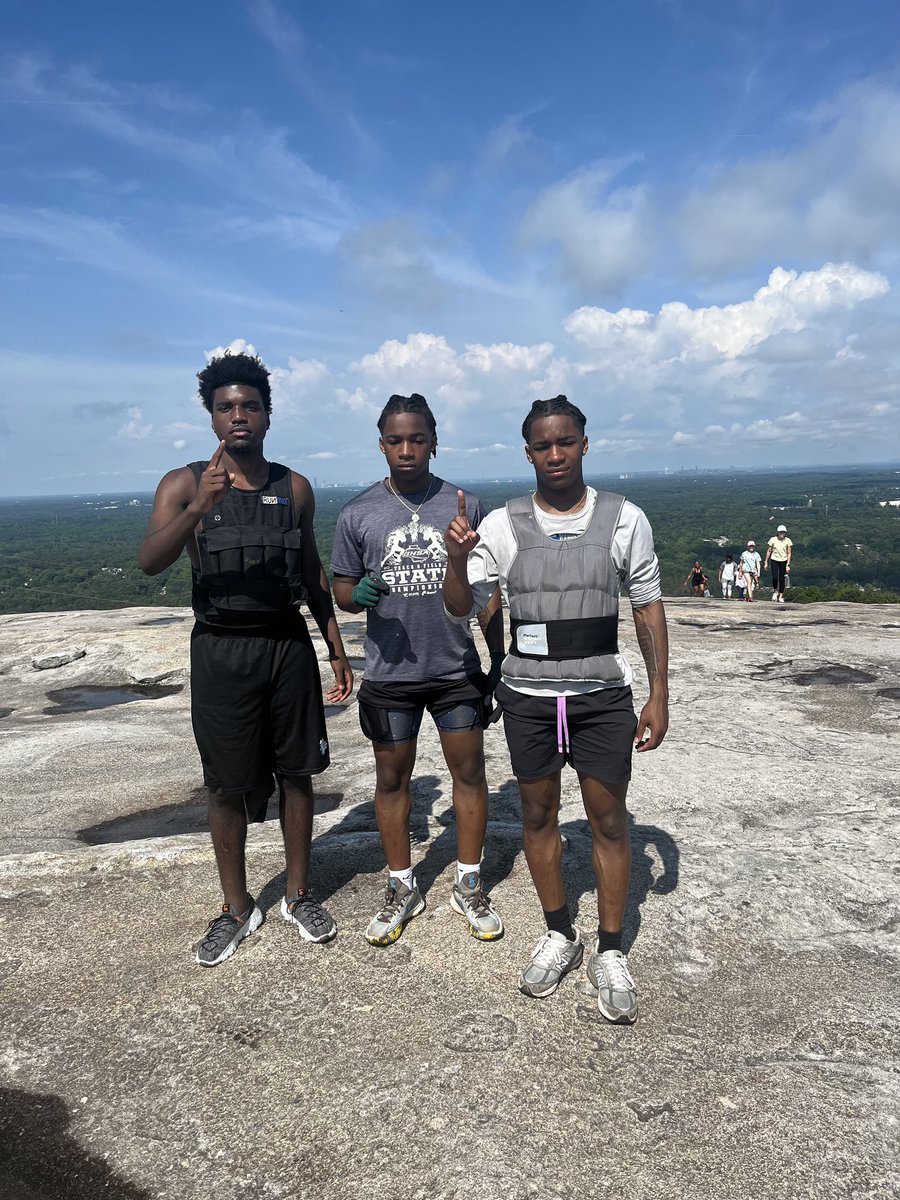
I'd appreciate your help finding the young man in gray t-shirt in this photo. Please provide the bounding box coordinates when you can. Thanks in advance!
[332,393,504,947]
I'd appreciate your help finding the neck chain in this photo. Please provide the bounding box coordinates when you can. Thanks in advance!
[533,485,589,516]
[388,474,435,520]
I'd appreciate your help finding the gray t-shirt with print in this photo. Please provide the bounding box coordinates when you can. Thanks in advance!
[331,477,485,683]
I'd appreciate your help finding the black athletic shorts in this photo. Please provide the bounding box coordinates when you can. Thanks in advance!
[496,682,637,784]
[190,619,330,796]
[357,675,488,744]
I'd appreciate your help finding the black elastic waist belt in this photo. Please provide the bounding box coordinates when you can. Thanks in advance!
[509,615,619,660]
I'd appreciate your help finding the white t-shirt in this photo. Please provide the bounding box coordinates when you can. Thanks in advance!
[444,488,661,698]
[720,560,736,582]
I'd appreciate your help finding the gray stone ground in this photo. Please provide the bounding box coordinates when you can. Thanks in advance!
[0,600,898,1200]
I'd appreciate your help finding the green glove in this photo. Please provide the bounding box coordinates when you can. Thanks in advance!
[486,650,504,693]
[352,574,390,608]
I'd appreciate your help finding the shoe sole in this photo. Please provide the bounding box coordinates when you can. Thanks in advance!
[195,906,264,968]
[518,943,584,998]
[364,894,426,946]
[449,890,504,940]
[280,898,336,943]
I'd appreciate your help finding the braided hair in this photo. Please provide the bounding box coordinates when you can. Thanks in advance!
[521,395,586,442]
[378,393,438,457]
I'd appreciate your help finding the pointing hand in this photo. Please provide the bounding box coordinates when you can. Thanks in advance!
[445,490,480,559]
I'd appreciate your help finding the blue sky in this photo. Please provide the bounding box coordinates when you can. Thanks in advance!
[2,0,899,495]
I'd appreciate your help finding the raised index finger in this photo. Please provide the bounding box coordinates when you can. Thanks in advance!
[457,489,467,519]
[210,440,227,468]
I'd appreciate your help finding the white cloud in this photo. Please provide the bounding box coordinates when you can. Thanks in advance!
[173,438,187,450]
[678,80,900,275]
[117,407,153,440]
[564,263,888,360]
[518,161,652,294]
[307,451,337,460]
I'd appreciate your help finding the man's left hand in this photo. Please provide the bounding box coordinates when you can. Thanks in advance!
[635,694,669,753]
[326,656,354,702]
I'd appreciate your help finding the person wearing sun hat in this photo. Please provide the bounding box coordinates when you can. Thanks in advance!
[739,540,762,602]
[765,524,793,603]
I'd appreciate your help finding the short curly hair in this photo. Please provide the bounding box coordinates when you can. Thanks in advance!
[197,351,272,413]
[521,395,587,442]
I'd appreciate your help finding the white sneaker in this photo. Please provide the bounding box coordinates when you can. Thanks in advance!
[778,595,785,603]
[586,945,638,1023]
[518,929,583,998]
[771,594,779,602]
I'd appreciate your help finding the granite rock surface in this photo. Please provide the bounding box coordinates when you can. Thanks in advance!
[0,600,898,1199]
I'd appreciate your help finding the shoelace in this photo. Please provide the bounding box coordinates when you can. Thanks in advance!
[532,933,570,969]
[289,894,329,931]
[199,910,242,951]
[599,951,634,990]
[376,884,405,920]
[460,882,493,917]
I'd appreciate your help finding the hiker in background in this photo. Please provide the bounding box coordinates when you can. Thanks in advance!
[718,554,736,599]
[740,541,761,602]
[684,560,705,597]
[735,563,747,601]
[765,525,793,603]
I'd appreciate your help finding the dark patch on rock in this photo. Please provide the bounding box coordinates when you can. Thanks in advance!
[0,1086,153,1199]
[346,656,366,669]
[876,687,900,700]
[138,616,186,626]
[627,1100,675,1121]
[793,665,876,686]
[77,790,343,843]
[43,684,183,714]
[0,708,12,719]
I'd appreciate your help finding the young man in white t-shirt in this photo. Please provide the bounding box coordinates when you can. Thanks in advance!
[443,396,669,1024]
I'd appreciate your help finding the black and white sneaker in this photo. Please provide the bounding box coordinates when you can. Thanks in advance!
[281,890,337,943]
[195,898,264,967]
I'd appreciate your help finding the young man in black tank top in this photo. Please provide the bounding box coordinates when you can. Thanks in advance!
[139,350,352,966]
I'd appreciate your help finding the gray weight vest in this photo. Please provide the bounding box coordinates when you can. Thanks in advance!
[503,491,625,684]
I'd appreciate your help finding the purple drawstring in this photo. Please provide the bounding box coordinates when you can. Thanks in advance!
[556,696,571,756]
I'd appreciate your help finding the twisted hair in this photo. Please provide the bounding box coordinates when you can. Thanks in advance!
[198,351,272,413]
[378,393,438,457]
[521,395,587,442]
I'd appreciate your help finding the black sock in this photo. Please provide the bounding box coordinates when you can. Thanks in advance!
[544,904,576,942]
[596,928,622,953]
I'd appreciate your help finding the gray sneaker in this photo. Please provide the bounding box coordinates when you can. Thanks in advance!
[518,929,583,998]
[365,879,425,946]
[586,945,638,1023]
[450,872,504,941]
[195,898,263,967]
[281,890,336,943]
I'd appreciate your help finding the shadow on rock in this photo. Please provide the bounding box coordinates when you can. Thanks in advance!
[257,773,521,915]
[560,812,680,952]
[0,1086,152,1200]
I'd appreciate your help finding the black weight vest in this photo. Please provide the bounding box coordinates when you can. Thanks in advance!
[188,461,305,620]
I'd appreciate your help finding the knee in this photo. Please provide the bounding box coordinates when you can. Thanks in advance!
[594,808,629,843]
[521,800,560,837]
[452,760,487,792]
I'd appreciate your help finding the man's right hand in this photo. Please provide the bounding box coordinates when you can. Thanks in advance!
[351,574,389,608]
[193,441,234,514]
[445,489,480,560]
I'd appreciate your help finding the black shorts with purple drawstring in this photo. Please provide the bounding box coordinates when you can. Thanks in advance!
[495,682,637,784]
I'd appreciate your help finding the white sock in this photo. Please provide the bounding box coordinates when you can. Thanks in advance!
[389,867,415,891]
[456,860,481,885]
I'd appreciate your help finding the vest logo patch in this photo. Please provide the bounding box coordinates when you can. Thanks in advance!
[261,495,289,505]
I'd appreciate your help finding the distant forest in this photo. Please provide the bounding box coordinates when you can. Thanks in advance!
[2,467,898,614]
